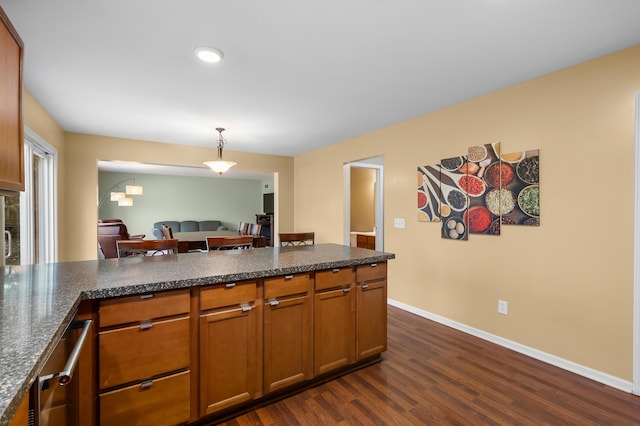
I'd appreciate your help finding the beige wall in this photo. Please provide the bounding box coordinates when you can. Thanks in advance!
[350,167,376,232]
[295,45,640,380]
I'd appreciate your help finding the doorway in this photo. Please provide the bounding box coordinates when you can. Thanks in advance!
[343,157,384,251]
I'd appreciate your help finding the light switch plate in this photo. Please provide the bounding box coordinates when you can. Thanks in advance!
[394,218,405,228]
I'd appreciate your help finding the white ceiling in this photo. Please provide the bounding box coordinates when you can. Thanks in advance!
[2,0,640,158]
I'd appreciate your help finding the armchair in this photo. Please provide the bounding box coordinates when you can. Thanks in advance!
[97,220,145,259]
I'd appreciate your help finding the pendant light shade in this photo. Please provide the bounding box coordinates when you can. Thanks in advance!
[204,127,237,175]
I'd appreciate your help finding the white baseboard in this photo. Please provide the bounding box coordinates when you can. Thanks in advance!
[388,298,634,394]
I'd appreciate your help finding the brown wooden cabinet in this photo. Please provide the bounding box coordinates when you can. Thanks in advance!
[199,280,262,416]
[98,289,191,426]
[0,7,24,192]
[356,234,376,250]
[8,391,28,426]
[314,267,355,376]
[263,273,313,393]
[356,263,388,360]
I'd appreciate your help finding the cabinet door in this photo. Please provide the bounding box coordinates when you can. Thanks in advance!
[0,8,24,192]
[200,305,258,416]
[356,280,387,359]
[264,294,312,393]
[314,286,355,375]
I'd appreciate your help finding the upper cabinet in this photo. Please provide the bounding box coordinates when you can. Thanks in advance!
[0,7,24,193]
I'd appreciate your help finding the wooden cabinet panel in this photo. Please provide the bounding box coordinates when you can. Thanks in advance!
[314,286,355,375]
[99,289,189,328]
[356,234,375,250]
[201,280,258,311]
[355,262,386,283]
[315,267,353,291]
[200,304,259,416]
[355,263,387,360]
[100,370,190,426]
[0,7,24,192]
[8,392,28,426]
[264,273,311,299]
[99,316,190,389]
[264,293,312,393]
[356,280,387,359]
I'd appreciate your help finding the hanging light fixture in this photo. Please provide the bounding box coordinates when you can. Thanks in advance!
[204,127,237,175]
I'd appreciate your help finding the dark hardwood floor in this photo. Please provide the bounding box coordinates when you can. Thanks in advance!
[217,305,640,425]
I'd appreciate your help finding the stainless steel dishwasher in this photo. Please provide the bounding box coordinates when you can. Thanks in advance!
[34,317,92,425]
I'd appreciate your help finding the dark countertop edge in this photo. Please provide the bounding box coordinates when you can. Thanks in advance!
[81,253,394,299]
[0,250,394,424]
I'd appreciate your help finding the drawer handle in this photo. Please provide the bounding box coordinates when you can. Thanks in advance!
[241,304,253,312]
[139,321,153,330]
[39,319,93,388]
[342,287,351,293]
[332,268,340,273]
[140,294,154,299]
[226,282,236,288]
[361,284,369,290]
[268,299,280,307]
[284,275,294,280]
[371,263,377,267]
[140,380,154,390]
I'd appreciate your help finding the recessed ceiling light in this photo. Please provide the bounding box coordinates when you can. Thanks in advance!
[195,46,224,64]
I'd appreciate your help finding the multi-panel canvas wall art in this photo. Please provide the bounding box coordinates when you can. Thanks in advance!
[417,143,540,241]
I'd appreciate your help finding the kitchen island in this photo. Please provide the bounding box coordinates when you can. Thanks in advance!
[0,244,394,425]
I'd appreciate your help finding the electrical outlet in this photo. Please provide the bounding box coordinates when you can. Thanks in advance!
[394,218,405,228]
[498,300,508,315]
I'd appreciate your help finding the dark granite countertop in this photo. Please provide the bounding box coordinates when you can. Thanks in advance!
[0,244,394,424]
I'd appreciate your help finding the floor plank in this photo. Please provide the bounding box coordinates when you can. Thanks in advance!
[214,305,640,425]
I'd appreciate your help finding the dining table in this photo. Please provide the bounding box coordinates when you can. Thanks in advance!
[173,230,266,252]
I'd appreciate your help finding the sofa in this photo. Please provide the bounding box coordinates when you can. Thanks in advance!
[152,220,228,239]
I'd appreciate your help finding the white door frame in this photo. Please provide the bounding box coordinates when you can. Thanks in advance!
[343,157,384,251]
[633,90,640,395]
[21,127,58,264]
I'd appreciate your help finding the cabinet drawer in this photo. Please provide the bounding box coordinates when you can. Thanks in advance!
[356,262,387,283]
[315,267,353,291]
[265,273,312,299]
[99,316,190,389]
[99,289,190,328]
[100,370,190,426]
[201,280,258,311]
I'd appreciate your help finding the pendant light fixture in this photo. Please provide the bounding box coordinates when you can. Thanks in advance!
[204,127,237,175]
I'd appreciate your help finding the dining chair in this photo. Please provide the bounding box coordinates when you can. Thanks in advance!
[116,239,179,258]
[279,232,315,247]
[206,236,253,250]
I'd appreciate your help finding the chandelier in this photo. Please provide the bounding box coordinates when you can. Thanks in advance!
[204,127,237,175]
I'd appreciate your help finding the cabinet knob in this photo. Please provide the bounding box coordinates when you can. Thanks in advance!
[241,304,253,312]
[225,282,237,288]
[284,275,293,280]
[139,321,153,330]
[140,380,154,390]
[268,299,280,307]
[332,268,340,273]
[370,263,377,267]
[342,287,351,293]
[361,284,369,290]
[140,294,154,299]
